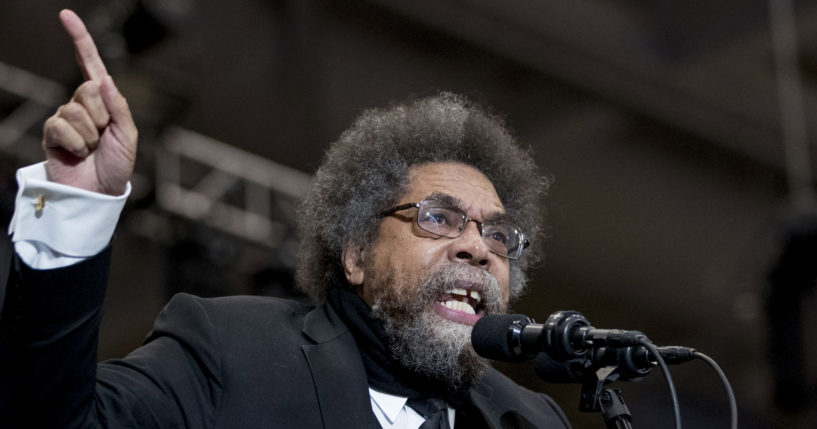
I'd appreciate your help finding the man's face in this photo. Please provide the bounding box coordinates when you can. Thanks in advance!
[361,161,511,312]
[344,162,512,386]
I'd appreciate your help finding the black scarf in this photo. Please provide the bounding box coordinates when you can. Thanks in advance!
[326,287,470,407]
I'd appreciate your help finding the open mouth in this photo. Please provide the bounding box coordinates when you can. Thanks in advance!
[433,284,486,325]
[438,287,483,315]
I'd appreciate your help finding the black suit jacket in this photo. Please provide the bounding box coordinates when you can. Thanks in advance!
[0,245,570,428]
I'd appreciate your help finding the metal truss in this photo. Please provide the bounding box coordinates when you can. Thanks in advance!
[156,127,311,249]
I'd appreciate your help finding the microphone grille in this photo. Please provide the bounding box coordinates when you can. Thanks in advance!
[471,314,533,362]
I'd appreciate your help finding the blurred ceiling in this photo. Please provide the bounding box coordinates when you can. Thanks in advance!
[2,0,817,427]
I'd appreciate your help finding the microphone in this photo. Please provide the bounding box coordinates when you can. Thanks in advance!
[471,311,646,362]
[471,314,537,362]
[471,312,697,383]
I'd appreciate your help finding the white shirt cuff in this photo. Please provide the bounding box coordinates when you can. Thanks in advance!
[8,162,130,269]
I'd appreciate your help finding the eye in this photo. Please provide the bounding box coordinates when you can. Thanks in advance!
[483,224,512,244]
[487,230,508,244]
[421,209,451,226]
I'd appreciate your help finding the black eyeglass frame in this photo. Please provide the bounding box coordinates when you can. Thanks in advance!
[379,199,531,260]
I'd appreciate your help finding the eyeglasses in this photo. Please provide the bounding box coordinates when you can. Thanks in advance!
[380,198,530,259]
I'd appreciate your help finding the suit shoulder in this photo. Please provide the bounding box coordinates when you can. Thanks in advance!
[168,293,313,319]
[153,293,316,343]
[179,293,312,310]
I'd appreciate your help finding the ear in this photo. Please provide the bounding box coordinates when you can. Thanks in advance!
[342,246,365,286]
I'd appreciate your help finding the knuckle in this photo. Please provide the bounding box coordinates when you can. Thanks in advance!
[43,115,60,130]
[60,102,83,119]
[74,80,100,99]
[43,119,64,144]
[50,117,70,137]
[43,116,67,140]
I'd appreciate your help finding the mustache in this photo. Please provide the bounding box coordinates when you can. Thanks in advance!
[370,263,506,318]
[422,264,505,314]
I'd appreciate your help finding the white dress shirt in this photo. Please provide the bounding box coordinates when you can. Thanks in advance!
[369,388,456,428]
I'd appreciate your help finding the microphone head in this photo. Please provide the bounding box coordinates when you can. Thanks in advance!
[471,314,535,362]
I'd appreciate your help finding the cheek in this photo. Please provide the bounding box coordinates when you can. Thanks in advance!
[387,235,450,270]
[496,264,511,303]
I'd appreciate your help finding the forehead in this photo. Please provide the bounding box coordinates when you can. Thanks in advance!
[403,162,505,213]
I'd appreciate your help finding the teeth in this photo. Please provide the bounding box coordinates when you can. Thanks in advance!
[443,300,476,315]
[448,288,481,302]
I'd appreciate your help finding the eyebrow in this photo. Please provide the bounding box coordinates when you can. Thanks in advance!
[424,192,463,208]
[423,192,509,223]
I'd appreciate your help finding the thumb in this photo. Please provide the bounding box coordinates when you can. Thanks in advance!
[100,75,138,147]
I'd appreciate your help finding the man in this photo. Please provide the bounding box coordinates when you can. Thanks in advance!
[1,9,570,429]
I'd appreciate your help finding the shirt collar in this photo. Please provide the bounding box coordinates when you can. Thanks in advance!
[369,388,408,424]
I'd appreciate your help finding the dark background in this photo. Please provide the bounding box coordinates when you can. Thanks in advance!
[2,0,817,427]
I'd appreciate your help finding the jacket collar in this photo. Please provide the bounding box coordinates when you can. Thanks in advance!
[302,300,348,343]
[300,304,381,429]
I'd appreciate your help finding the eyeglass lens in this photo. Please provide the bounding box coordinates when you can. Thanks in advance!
[417,201,523,258]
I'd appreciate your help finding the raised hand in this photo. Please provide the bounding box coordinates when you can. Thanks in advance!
[42,9,138,196]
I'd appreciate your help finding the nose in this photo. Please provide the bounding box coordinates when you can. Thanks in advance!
[448,220,491,268]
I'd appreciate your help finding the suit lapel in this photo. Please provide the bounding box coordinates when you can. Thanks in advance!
[301,304,380,429]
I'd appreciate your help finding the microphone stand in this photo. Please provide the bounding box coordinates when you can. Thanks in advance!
[578,366,633,429]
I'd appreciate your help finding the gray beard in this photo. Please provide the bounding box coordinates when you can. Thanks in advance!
[369,263,506,389]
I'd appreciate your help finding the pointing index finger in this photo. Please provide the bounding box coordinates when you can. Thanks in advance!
[59,9,107,81]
